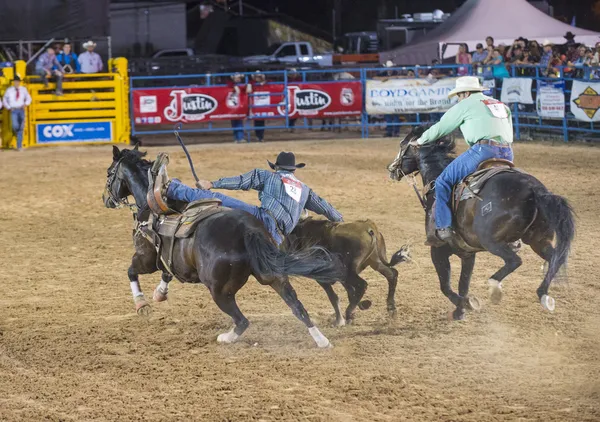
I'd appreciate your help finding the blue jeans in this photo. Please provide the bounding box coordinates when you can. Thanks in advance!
[231,120,244,142]
[435,143,514,229]
[11,108,25,149]
[167,180,283,244]
[384,114,400,136]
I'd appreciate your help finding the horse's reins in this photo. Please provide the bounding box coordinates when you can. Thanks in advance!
[174,123,201,184]
[389,141,429,212]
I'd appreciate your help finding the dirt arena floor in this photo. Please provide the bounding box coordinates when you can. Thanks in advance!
[1,138,599,421]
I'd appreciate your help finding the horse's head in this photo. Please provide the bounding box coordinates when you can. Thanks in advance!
[103,144,150,209]
[387,125,457,182]
[386,126,426,181]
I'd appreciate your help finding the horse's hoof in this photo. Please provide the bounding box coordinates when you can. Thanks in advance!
[309,326,331,348]
[448,309,465,321]
[465,296,481,311]
[135,297,152,316]
[488,279,503,304]
[540,294,556,312]
[358,300,372,310]
[153,287,168,302]
[388,309,397,318]
[334,318,346,327]
[217,328,240,344]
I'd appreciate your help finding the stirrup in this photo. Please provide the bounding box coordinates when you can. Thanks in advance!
[147,153,174,214]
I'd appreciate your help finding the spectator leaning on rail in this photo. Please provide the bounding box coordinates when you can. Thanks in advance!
[250,71,267,142]
[2,75,32,151]
[57,42,80,74]
[150,151,343,245]
[227,73,251,143]
[35,47,64,95]
[539,40,553,76]
[78,40,103,74]
[375,60,401,137]
[412,76,513,246]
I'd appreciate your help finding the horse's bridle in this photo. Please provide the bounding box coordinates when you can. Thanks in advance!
[104,157,138,212]
[388,138,430,211]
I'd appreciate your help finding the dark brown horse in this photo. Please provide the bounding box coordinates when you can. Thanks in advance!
[387,127,575,320]
[103,146,343,348]
[286,218,410,326]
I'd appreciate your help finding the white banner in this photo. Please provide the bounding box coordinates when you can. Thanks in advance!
[365,78,458,115]
[537,80,565,119]
[570,80,600,122]
[500,78,534,104]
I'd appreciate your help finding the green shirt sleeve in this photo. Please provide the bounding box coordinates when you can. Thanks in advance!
[417,101,466,145]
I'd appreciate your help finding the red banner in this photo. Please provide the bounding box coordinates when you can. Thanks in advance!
[132,82,362,125]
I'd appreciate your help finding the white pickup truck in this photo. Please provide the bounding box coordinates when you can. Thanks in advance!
[243,42,332,66]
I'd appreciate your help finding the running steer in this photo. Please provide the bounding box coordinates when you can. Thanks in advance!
[286,218,410,326]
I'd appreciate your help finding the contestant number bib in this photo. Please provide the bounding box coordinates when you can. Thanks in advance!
[482,99,508,119]
[282,176,303,202]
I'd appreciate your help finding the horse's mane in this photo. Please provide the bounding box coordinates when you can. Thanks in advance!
[411,125,456,179]
[120,148,152,169]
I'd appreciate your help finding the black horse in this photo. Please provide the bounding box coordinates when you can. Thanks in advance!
[103,146,342,348]
[387,127,575,320]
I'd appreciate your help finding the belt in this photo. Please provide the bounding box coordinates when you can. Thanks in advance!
[477,139,511,148]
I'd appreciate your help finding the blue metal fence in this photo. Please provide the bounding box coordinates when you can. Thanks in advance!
[130,64,600,142]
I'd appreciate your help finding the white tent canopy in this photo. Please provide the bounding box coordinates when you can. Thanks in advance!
[381,0,600,65]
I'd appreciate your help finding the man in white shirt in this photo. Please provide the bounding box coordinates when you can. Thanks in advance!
[78,40,103,74]
[2,75,32,151]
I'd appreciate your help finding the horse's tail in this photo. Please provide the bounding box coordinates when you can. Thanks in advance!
[532,186,576,282]
[243,230,342,283]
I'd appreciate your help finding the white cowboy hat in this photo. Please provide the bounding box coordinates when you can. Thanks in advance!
[447,76,485,99]
[542,39,553,47]
[82,40,97,48]
[384,60,395,67]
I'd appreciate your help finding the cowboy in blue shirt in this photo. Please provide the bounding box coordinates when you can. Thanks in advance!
[153,152,343,245]
[57,42,81,73]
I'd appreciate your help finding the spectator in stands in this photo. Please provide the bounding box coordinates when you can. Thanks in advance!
[78,40,103,74]
[540,40,553,75]
[549,52,567,77]
[2,75,32,151]
[35,47,64,95]
[568,45,587,77]
[250,71,267,142]
[455,43,471,76]
[377,61,400,137]
[564,31,577,50]
[406,69,416,78]
[57,42,80,74]
[490,49,510,80]
[528,40,542,63]
[485,36,494,49]
[592,42,600,66]
[227,73,250,143]
[472,43,488,64]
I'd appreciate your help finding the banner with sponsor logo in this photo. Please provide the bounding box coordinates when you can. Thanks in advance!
[536,80,565,119]
[36,122,113,143]
[570,80,600,122]
[250,82,362,119]
[500,78,534,104]
[132,82,362,124]
[365,78,458,115]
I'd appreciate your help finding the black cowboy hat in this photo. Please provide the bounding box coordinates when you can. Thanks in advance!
[13,75,21,82]
[268,151,305,171]
[564,31,576,39]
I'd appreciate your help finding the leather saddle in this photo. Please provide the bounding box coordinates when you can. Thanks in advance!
[153,199,225,275]
[452,158,520,213]
[426,158,522,251]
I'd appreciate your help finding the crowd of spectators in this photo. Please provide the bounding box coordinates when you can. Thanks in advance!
[458,32,600,79]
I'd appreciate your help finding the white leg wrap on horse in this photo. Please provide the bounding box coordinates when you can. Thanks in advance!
[159,278,169,292]
[217,328,240,344]
[309,326,331,348]
[130,281,143,298]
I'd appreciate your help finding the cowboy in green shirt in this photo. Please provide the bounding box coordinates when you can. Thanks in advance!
[416,76,514,244]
